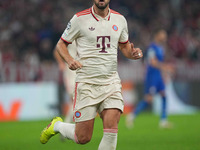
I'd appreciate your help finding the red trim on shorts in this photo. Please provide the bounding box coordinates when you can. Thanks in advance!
[73,82,78,122]
[104,129,118,133]
[119,40,129,44]
[73,82,78,111]
[61,37,72,44]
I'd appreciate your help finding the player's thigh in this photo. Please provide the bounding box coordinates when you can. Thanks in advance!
[74,105,97,143]
[75,119,95,143]
[99,92,123,129]
[101,108,121,129]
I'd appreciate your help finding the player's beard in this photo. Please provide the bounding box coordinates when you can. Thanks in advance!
[94,0,110,10]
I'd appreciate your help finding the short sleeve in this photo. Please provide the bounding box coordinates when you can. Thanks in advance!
[147,48,156,62]
[119,17,129,44]
[61,15,80,44]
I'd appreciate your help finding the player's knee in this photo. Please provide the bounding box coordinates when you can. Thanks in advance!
[77,135,91,144]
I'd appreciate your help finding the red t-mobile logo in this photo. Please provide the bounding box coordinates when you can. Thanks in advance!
[97,36,111,53]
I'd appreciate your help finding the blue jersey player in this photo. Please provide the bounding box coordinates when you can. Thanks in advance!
[126,29,173,128]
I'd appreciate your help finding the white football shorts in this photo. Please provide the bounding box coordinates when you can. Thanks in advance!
[73,82,124,122]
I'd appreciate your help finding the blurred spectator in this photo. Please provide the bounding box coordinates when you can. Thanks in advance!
[0,0,199,82]
[38,38,53,63]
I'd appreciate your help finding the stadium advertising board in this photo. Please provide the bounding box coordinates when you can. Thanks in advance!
[0,82,58,121]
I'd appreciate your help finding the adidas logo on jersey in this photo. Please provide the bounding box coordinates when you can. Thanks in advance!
[89,27,95,31]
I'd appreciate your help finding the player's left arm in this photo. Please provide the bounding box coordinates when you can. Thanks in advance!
[119,42,143,60]
[118,16,143,60]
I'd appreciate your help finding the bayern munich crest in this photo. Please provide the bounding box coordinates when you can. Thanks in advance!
[75,111,81,118]
[112,25,118,31]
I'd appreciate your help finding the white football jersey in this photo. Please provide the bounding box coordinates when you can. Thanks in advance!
[61,7,129,84]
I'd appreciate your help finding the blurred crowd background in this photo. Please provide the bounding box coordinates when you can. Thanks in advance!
[0,0,200,120]
[0,0,200,82]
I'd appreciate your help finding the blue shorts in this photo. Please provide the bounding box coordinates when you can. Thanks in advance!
[144,76,165,95]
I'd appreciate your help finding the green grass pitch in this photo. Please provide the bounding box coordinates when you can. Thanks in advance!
[0,113,200,150]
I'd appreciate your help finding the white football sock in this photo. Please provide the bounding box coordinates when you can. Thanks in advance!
[54,121,79,143]
[98,129,118,150]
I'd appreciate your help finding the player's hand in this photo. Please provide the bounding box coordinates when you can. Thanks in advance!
[131,43,143,59]
[68,59,82,70]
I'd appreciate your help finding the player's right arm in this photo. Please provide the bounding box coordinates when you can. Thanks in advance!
[56,15,82,70]
[54,47,66,71]
[56,39,82,70]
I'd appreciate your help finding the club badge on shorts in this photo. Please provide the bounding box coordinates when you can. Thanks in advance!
[112,25,118,31]
[75,111,81,118]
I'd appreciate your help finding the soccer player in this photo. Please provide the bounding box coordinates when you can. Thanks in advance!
[54,42,77,123]
[126,29,174,129]
[40,0,143,149]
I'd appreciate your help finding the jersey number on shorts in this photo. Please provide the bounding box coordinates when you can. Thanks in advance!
[97,36,111,53]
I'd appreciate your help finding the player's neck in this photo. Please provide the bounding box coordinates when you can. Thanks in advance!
[93,5,109,18]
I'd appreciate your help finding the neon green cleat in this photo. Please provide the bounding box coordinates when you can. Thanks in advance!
[40,117,63,144]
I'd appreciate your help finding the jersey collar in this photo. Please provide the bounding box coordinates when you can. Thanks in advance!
[91,6,111,21]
